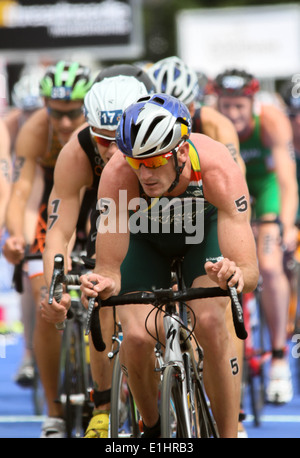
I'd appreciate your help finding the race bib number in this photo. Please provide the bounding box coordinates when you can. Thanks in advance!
[100,110,122,126]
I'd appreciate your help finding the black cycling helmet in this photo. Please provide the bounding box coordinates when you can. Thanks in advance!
[279,79,300,112]
[213,69,260,97]
[94,64,156,94]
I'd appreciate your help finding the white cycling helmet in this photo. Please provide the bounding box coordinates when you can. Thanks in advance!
[84,75,149,131]
[146,56,199,106]
[12,65,45,111]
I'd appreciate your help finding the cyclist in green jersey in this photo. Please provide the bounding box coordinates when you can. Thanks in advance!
[147,56,248,435]
[80,94,259,438]
[214,69,298,404]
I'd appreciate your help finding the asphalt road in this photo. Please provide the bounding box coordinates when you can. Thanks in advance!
[0,332,300,439]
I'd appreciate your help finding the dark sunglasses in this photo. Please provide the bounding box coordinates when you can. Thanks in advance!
[47,106,83,120]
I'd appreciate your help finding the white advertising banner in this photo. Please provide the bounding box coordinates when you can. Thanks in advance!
[176,4,300,79]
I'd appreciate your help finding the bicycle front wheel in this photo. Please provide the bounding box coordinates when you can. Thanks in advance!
[110,352,140,438]
[160,365,189,438]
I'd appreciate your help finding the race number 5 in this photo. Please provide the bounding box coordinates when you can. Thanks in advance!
[230,357,239,376]
[235,195,248,213]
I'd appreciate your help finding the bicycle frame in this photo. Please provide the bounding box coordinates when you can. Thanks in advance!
[49,253,247,439]
[161,304,192,437]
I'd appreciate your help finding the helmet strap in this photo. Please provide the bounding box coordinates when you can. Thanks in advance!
[167,150,186,193]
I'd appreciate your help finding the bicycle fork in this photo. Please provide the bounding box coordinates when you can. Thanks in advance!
[162,312,192,438]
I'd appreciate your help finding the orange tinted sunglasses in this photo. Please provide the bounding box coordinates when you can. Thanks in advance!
[90,127,116,147]
[125,151,173,170]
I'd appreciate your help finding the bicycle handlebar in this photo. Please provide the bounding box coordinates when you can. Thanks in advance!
[48,254,80,330]
[48,254,247,349]
[89,282,248,352]
[13,250,44,293]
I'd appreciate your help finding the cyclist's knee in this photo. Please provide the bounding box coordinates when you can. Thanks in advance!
[122,326,154,359]
[259,261,285,280]
[195,305,229,349]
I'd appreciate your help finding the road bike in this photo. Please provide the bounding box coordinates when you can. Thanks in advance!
[48,253,94,437]
[86,256,247,438]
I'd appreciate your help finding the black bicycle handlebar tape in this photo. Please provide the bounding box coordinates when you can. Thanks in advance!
[81,255,96,269]
[84,281,106,351]
[85,295,95,336]
[12,250,43,294]
[90,301,106,352]
[227,285,248,340]
[48,254,66,331]
[13,262,24,293]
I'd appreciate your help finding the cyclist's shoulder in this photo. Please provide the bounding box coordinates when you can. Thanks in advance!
[16,107,48,140]
[72,121,89,141]
[15,108,49,158]
[198,105,238,140]
[3,107,22,127]
[100,150,138,193]
[55,128,92,179]
[190,132,244,185]
[189,131,228,157]
[259,104,292,145]
[201,105,228,124]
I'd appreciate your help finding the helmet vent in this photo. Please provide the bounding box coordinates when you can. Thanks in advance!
[139,147,157,157]
[141,116,164,147]
[161,130,173,149]
[130,118,141,146]
[152,96,165,105]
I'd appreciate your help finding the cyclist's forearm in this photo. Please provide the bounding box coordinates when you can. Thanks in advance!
[43,242,69,290]
[280,185,299,229]
[92,264,121,297]
[240,263,259,293]
[5,196,27,237]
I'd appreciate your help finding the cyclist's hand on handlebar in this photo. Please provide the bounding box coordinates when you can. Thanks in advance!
[204,258,244,293]
[80,272,117,308]
[2,236,25,264]
[40,293,71,324]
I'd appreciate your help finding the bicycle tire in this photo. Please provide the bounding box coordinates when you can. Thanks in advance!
[62,319,86,437]
[32,364,46,416]
[160,365,189,438]
[189,371,210,437]
[110,352,140,438]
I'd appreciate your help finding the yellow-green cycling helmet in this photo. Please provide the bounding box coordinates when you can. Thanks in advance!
[40,60,93,101]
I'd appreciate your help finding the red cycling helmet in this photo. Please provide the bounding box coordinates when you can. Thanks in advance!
[213,69,260,97]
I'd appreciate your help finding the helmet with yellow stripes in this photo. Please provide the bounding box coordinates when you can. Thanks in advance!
[116,93,191,159]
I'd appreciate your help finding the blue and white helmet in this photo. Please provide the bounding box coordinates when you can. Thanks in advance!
[116,93,191,158]
[146,56,199,106]
[84,75,149,131]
